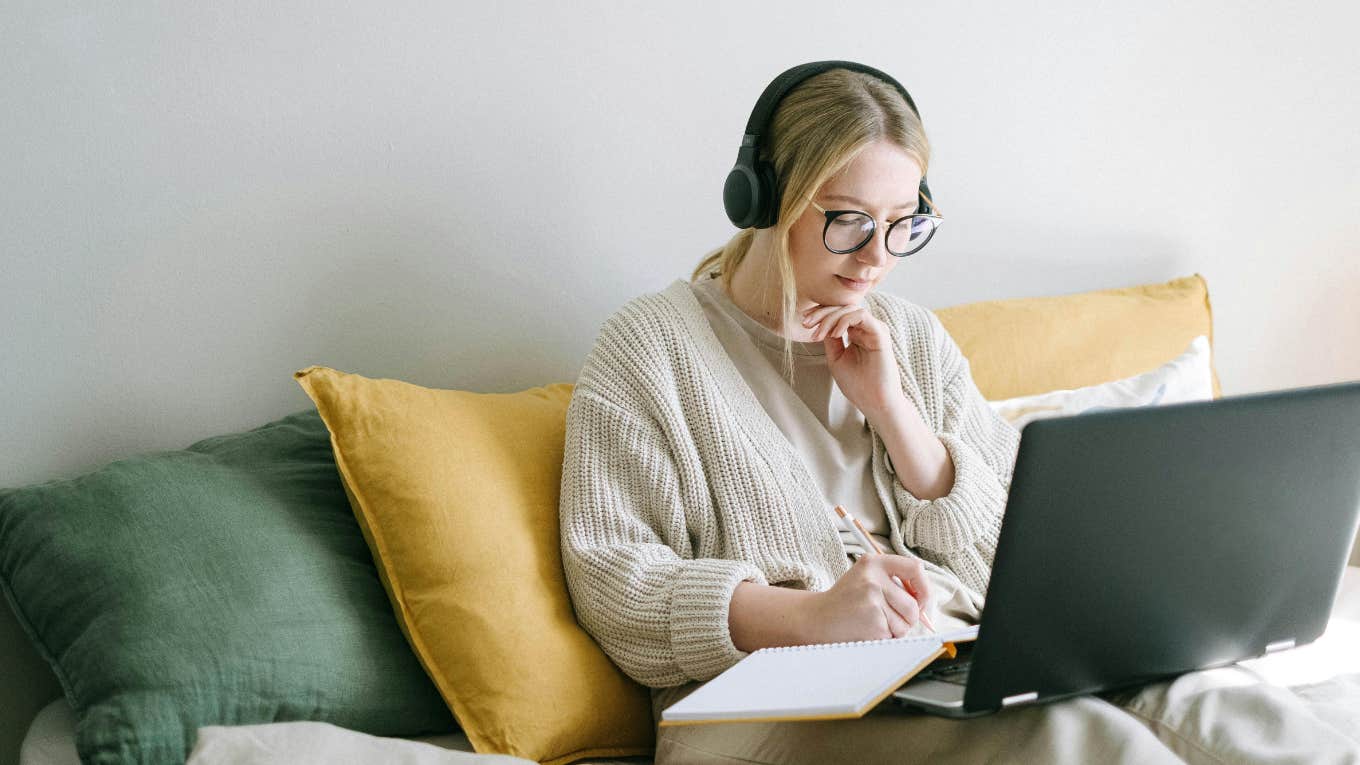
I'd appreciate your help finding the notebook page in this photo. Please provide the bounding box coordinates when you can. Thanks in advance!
[938,624,980,643]
[661,635,946,723]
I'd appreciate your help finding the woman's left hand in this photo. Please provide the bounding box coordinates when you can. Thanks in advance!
[802,302,904,419]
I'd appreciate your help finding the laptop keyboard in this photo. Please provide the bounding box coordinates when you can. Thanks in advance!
[921,660,972,686]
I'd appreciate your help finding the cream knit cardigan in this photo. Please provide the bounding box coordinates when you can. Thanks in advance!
[559,278,1021,687]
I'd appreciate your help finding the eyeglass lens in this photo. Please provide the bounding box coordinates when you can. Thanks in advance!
[824,212,938,256]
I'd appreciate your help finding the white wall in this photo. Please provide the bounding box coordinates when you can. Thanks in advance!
[3,1,1358,486]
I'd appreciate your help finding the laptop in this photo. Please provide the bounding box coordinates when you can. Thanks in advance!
[891,379,1360,718]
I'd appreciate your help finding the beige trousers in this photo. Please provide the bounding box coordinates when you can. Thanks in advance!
[654,564,1360,764]
[654,666,1360,765]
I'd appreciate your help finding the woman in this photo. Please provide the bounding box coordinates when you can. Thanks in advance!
[558,63,1358,764]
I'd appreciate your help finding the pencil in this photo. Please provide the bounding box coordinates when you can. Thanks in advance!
[833,505,937,634]
[851,515,938,632]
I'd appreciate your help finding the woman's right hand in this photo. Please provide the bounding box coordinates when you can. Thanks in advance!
[801,554,932,644]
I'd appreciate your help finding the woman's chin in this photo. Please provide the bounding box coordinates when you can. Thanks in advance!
[797,278,869,308]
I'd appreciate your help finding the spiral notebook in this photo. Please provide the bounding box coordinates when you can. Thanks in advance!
[659,625,979,726]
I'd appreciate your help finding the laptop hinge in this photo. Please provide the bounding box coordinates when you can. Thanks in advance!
[1001,691,1038,707]
[1265,638,1297,654]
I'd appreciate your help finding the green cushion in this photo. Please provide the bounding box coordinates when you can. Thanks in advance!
[0,409,454,764]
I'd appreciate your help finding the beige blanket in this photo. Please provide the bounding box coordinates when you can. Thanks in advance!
[651,566,1360,764]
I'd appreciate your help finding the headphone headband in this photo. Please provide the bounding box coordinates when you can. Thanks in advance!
[741,60,923,143]
[723,59,932,230]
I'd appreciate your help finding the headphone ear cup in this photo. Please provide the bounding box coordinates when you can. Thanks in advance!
[723,164,761,229]
[917,177,934,215]
[753,160,779,229]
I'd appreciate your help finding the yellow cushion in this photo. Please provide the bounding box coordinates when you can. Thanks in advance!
[933,273,1223,401]
[292,366,653,765]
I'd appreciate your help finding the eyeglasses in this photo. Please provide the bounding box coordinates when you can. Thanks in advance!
[805,193,943,257]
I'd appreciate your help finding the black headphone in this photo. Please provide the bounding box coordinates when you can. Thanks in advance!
[722,60,934,230]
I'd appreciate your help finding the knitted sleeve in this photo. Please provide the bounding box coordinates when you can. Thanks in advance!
[888,309,1021,598]
[559,386,769,688]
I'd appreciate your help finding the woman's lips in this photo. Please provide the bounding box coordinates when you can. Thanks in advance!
[837,275,871,290]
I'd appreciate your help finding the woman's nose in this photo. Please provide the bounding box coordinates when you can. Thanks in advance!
[857,228,892,266]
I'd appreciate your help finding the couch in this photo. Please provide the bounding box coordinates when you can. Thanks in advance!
[3,273,1358,765]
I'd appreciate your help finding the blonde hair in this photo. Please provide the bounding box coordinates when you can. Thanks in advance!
[691,68,932,384]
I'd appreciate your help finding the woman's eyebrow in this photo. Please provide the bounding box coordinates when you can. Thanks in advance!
[822,193,917,210]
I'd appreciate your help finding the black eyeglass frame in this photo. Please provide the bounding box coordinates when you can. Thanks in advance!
[806,194,944,257]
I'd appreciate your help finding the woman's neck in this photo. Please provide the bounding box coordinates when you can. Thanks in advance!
[725,232,819,342]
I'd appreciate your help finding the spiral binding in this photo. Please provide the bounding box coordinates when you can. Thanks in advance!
[755,633,938,654]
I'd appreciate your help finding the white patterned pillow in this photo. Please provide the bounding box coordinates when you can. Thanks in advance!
[988,335,1214,430]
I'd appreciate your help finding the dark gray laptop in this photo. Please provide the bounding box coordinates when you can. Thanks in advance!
[892,379,1360,717]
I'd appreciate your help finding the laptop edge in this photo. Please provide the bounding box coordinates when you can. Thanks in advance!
[891,379,1360,718]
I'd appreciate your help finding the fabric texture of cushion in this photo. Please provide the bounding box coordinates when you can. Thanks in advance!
[0,409,455,765]
[293,366,655,765]
[989,335,1215,429]
[187,720,537,765]
[934,273,1221,401]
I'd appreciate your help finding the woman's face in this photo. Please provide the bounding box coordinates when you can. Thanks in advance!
[786,140,924,307]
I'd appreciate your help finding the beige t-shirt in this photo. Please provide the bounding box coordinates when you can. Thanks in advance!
[663,272,982,692]
[688,272,894,557]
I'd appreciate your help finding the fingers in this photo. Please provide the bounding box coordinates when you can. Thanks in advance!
[879,598,912,638]
[880,581,921,632]
[891,574,930,615]
[810,310,888,350]
[879,555,932,613]
[801,305,850,339]
[811,307,864,342]
[821,313,856,344]
[801,304,838,327]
